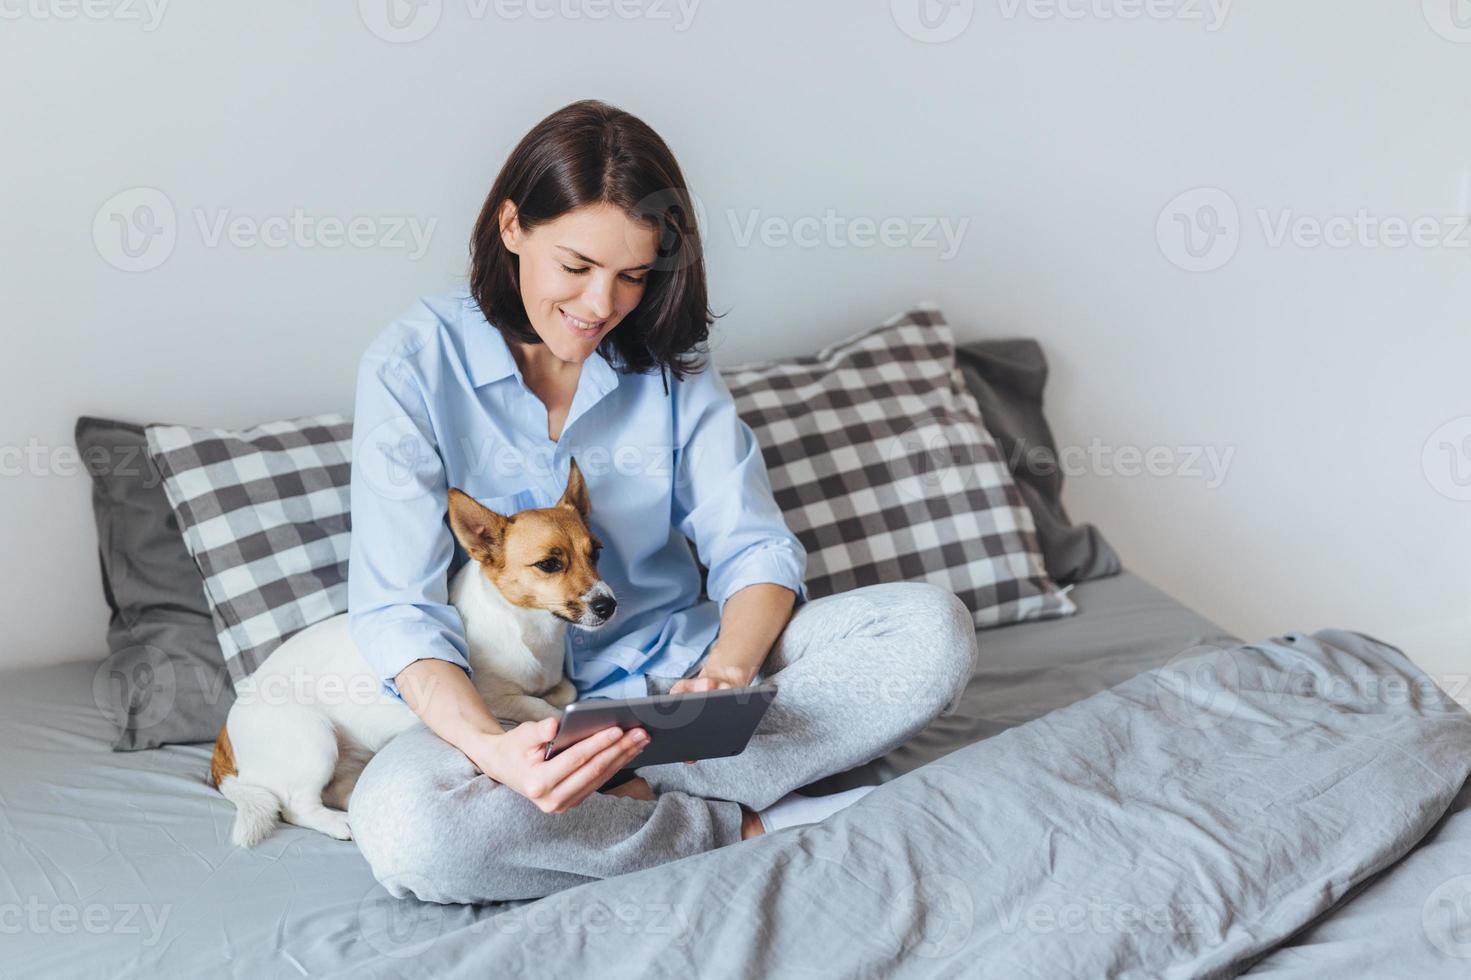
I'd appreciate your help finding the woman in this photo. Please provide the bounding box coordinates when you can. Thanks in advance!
[346,99,979,904]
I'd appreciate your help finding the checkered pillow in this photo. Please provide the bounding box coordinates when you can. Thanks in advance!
[144,415,352,689]
[722,305,1076,629]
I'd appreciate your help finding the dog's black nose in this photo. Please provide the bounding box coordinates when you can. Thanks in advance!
[590,595,617,620]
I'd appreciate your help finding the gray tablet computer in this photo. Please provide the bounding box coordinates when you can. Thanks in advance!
[542,683,778,770]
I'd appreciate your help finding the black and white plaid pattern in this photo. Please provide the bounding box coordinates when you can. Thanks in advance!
[140,311,1064,690]
[145,415,353,688]
[723,305,1076,629]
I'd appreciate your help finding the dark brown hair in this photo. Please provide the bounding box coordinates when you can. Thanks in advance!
[469,99,717,393]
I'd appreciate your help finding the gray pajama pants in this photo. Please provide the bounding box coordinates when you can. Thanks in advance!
[347,580,979,905]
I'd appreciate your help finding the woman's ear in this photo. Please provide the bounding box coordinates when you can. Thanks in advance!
[499,200,522,255]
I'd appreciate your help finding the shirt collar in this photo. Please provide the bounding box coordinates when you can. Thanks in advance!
[460,292,620,400]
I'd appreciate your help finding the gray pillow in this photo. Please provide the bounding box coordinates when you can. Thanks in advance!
[955,338,1122,584]
[76,417,235,750]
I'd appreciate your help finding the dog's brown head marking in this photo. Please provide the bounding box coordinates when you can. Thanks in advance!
[447,458,617,628]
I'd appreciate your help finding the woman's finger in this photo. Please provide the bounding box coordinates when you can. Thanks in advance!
[547,731,648,810]
[537,724,626,786]
[573,738,653,806]
[516,717,560,763]
[555,729,644,797]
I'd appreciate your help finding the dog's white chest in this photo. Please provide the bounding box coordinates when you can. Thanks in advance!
[451,565,568,698]
[466,629,564,696]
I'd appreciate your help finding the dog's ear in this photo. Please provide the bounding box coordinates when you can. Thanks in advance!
[447,488,509,564]
[556,457,591,519]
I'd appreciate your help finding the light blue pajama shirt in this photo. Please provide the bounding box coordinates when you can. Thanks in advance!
[346,288,809,704]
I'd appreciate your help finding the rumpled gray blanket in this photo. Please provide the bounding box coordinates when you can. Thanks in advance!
[338,629,1471,979]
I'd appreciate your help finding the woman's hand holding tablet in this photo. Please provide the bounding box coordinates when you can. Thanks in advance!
[542,684,778,770]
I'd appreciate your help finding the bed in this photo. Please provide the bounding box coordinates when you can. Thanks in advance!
[4,569,1468,978]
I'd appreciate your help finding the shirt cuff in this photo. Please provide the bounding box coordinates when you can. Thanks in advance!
[381,654,474,703]
[350,616,473,704]
[711,546,810,619]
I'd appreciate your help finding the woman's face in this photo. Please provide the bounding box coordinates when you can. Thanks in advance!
[499,200,661,368]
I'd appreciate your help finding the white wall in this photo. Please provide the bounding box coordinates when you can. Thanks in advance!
[3,1,1467,704]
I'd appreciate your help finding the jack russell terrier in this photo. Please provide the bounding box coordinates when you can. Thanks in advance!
[209,459,617,847]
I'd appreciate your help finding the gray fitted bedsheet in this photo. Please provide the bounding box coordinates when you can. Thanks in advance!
[2,571,1465,978]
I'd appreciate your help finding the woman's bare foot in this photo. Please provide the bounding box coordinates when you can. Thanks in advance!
[603,776,655,801]
[740,805,765,840]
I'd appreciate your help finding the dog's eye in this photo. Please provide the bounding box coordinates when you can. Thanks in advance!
[535,559,563,573]
[590,546,603,563]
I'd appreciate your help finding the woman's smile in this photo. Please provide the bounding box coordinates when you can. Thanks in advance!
[560,307,605,337]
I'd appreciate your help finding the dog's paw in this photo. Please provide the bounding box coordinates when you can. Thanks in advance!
[543,679,578,709]
[322,811,352,841]
[491,695,562,724]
